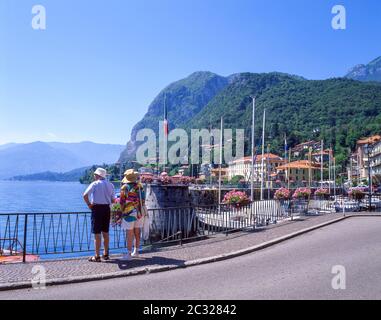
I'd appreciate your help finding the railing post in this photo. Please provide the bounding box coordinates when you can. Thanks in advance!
[22,214,28,263]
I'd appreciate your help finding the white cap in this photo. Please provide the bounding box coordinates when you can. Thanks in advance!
[94,167,107,179]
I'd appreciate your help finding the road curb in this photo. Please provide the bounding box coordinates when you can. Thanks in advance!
[0,214,379,291]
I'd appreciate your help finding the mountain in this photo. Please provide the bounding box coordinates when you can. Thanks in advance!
[46,141,125,165]
[345,56,381,82]
[187,73,381,167]
[10,167,89,182]
[0,141,124,179]
[118,71,229,163]
[118,71,381,171]
[0,143,18,151]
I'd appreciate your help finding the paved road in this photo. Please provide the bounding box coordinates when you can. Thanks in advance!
[2,217,381,300]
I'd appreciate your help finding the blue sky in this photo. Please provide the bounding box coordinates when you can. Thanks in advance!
[1,0,381,145]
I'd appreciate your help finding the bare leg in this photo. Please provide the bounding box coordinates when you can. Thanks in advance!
[134,228,141,253]
[102,232,109,255]
[94,234,101,257]
[127,229,134,253]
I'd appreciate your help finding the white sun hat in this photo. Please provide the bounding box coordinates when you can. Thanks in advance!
[94,167,107,179]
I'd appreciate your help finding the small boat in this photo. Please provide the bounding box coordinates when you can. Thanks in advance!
[0,249,39,263]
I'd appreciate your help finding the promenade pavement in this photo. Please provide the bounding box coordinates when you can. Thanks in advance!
[0,212,378,290]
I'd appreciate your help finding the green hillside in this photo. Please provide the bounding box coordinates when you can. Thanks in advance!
[118,71,229,163]
[186,73,381,170]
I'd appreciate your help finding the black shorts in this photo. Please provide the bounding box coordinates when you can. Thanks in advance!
[91,205,111,234]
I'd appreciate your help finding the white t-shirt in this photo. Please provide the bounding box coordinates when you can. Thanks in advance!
[83,179,115,205]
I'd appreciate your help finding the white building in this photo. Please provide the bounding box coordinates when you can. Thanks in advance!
[348,135,381,183]
[228,153,284,182]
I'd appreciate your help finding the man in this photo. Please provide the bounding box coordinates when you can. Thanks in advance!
[83,167,115,262]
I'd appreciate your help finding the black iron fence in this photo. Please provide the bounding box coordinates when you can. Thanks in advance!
[1,197,379,263]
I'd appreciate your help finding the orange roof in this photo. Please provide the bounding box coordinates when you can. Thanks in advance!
[277,160,321,170]
[312,149,332,156]
[232,153,283,164]
[291,140,320,151]
[357,135,381,145]
[211,168,228,172]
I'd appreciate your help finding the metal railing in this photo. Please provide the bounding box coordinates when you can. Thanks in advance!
[1,198,378,263]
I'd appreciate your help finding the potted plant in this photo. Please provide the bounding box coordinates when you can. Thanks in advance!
[274,188,291,201]
[179,176,192,185]
[196,178,206,185]
[348,187,366,202]
[141,176,154,184]
[222,190,250,208]
[291,188,311,215]
[314,188,329,200]
[292,188,311,200]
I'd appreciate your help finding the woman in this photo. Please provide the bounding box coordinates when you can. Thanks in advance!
[120,169,145,260]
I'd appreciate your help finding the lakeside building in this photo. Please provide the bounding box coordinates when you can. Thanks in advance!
[211,168,228,179]
[227,153,284,182]
[312,149,331,163]
[276,160,321,184]
[291,140,321,158]
[347,152,361,183]
[370,139,381,184]
[348,135,381,183]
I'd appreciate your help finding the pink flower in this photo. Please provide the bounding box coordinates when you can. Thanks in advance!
[293,188,311,199]
[275,188,290,200]
[314,188,329,196]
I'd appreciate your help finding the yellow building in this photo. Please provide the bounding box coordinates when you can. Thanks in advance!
[276,160,321,184]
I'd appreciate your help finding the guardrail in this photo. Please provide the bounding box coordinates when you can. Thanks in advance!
[1,198,379,263]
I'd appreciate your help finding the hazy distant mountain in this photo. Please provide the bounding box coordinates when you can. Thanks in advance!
[0,141,124,179]
[345,56,381,82]
[46,141,125,165]
[0,143,18,151]
[10,167,89,182]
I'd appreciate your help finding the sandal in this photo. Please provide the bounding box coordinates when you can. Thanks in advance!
[88,256,101,263]
[102,253,110,261]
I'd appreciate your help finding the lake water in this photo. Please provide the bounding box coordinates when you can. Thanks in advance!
[0,180,90,213]
[0,181,129,259]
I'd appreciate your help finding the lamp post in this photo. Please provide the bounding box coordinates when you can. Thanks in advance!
[365,143,374,211]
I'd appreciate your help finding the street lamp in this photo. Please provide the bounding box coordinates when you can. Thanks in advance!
[364,143,374,211]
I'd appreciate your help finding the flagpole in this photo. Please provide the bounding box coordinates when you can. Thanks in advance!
[218,117,223,212]
[328,147,332,196]
[260,109,266,201]
[320,140,324,186]
[250,97,256,202]
[308,147,312,188]
[288,149,291,190]
[267,144,270,199]
[284,134,287,163]
[333,156,336,200]
[163,93,168,173]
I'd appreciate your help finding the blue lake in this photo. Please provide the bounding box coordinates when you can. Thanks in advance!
[0,180,90,213]
[0,181,128,259]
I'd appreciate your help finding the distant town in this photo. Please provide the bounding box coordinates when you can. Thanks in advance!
[116,135,381,194]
